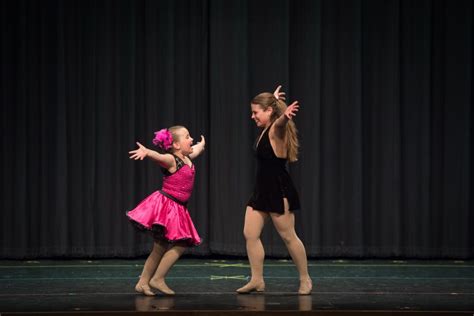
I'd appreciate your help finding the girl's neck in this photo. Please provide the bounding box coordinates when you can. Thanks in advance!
[174,151,186,160]
[264,119,274,129]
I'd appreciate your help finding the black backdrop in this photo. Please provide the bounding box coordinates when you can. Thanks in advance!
[1,0,473,259]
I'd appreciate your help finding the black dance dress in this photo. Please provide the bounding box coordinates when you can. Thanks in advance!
[247,123,300,214]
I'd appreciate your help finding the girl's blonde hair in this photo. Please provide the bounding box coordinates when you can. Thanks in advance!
[167,125,187,154]
[168,125,186,143]
[251,92,299,162]
[154,125,186,153]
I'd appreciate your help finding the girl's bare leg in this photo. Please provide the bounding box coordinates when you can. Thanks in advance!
[135,241,168,296]
[271,199,312,294]
[149,244,186,295]
[236,207,268,293]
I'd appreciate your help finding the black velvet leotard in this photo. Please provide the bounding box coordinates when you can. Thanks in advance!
[247,123,300,214]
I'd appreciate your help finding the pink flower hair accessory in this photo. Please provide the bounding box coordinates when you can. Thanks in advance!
[153,129,173,150]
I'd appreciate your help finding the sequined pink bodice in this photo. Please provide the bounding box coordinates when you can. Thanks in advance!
[161,164,195,203]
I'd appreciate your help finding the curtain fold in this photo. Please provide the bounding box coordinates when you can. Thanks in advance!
[1,0,472,259]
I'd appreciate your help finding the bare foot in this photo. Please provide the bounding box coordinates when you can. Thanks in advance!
[298,277,312,295]
[135,283,155,296]
[236,280,265,294]
[149,278,175,295]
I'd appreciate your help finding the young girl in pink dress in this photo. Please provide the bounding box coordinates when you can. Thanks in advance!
[127,126,205,296]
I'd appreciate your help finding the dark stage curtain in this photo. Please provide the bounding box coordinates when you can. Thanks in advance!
[1,0,473,259]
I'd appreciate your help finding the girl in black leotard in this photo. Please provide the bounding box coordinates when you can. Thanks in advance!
[247,119,300,214]
[237,86,312,295]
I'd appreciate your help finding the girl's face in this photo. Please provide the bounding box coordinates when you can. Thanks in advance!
[251,103,272,128]
[173,128,194,155]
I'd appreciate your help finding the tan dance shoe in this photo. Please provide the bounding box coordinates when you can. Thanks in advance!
[236,281,265,294]
[135,283,155,296]
[298,278,312,295]
[149,279,176,296]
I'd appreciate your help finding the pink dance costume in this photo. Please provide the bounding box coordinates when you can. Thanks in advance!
[127,155,201,246]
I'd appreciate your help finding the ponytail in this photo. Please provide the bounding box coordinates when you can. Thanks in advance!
[275,99,299,162]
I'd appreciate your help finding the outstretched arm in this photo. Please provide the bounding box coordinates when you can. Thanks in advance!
[273,100,300,139]
[129,142,174,169]
[189,135,206,160]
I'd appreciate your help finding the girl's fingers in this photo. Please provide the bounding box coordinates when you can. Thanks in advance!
[289,101,299,107]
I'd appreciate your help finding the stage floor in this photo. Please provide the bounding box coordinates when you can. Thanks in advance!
[0,258,473,315]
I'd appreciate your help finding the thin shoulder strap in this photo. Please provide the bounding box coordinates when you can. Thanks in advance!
[161,154,185,175]
[172,154,185,171]
[255,121,275,149]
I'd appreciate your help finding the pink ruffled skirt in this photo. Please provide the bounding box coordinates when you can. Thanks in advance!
[127,191,201,246]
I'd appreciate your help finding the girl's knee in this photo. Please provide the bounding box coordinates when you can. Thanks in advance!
[152,242,167,255]
[243,232,256,241]
[279,232,297,245]
[243,229,261,241]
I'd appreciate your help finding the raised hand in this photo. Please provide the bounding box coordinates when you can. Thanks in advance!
[129,142,149,160]
[190,135,206,160]
[284,101,299,120]
[197,135,205,147]
[273,85,286,101]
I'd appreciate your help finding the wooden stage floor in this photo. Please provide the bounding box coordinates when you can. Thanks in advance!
[1,258,473,315]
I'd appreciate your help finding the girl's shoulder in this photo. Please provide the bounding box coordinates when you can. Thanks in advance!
[161,152,175,158]
[158,153,177,174]
[269,123,286,140]
[162,154,192,174]
[162,152,182,163]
